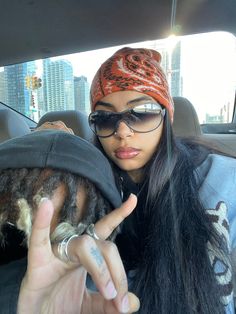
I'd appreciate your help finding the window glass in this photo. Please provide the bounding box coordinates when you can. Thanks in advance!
[0,31,235,124]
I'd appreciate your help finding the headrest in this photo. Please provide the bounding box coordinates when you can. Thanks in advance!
[37,110,93,141]
[172,97,202,137]
[0,109,31,143]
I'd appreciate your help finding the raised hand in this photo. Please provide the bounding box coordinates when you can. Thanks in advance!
[36,120,74,134]
[17,195,139,314]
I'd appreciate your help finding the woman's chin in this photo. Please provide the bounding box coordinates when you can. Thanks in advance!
[113,160,144,182]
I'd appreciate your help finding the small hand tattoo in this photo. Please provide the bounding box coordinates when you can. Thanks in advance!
[91,247,104,267]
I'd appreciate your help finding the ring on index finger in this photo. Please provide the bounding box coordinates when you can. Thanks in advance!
[84,223,100,240]
[56,234,79,263]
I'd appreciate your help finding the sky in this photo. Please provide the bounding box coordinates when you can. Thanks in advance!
[180,32,236,122]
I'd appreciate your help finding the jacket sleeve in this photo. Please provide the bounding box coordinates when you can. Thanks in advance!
[196,154,236,312]
[0,258,27,314]
[232,239,236,311]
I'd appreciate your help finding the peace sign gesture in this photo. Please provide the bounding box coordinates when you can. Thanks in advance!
[17,194,140,314]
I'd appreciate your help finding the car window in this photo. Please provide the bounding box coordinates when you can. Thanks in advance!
[0,31,235,125]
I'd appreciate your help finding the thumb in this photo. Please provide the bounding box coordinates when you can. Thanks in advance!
[87,291,140,314]
[95,193,137,240]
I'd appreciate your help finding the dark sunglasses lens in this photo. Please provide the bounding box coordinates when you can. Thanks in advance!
[127,104,164,132]
[89,111,118,137]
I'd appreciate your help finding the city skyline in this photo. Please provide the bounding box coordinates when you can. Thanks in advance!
[0,59,90,121]
[0,40,182,121]
[0,31,235,123]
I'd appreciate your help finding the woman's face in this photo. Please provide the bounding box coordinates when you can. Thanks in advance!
[95,91,164,182]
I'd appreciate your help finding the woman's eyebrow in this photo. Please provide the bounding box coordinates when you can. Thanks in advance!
[128,96,153,104]
[95,101,114,108]
[95,96,153,108]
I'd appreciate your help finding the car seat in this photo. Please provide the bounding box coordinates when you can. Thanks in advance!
[0,109,31,143]
[173,96,202,137]
[172,96,236,156]
[37,110,93,141]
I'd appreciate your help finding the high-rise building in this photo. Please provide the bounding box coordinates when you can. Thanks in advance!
[170,42,182,97]
[43,59,75,112]
[0,71,6,104]
[74,76,90,114]
[146,39,182,97]
[36,87,45,120]
[147,39,168,71]
[4,61,36,115]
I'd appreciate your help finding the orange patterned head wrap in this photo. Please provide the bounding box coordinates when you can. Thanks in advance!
[90,47,174,121]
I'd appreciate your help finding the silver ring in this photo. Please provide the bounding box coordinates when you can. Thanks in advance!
[84,223,100,240]
[57,234,78,263]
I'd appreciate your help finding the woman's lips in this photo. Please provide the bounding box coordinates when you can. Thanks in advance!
[114,147,140,159]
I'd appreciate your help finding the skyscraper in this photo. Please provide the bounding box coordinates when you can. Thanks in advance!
[43,59,75,113]
[147,39,182,97]
[0,71,6,104]
[4,61,36,115]
[171,41,182,97]
[147,39,168,71]
[74,76,90,114]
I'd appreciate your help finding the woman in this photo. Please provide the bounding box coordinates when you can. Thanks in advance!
[88,47,236,313]
[4,48,236,314]
[0,130,140,314]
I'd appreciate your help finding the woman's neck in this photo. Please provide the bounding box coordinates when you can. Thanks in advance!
[127,168,144,183]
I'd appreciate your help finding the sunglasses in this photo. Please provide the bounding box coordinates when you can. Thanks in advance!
[88,103,165,138]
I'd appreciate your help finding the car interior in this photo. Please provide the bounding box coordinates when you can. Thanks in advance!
[0,0,236,155]
[1,2,236,310]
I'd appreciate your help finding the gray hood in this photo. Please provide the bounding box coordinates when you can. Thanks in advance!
[0,130,122,209]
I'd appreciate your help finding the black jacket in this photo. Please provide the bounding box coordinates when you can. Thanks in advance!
[0,258,26,314]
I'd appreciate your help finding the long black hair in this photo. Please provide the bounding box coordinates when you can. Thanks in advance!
[132,113,230,313]
[95,113,230,313]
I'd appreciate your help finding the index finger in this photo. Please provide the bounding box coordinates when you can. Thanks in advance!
[28,198,54,268]
[95,193,137,240]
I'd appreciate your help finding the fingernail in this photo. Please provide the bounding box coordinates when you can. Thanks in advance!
[39,197,49,204]
[129,193,136,198]
[105,280,117,299]
[121,294,130,313]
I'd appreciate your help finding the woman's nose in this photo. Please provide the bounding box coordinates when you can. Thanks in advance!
[114,120,134,139]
